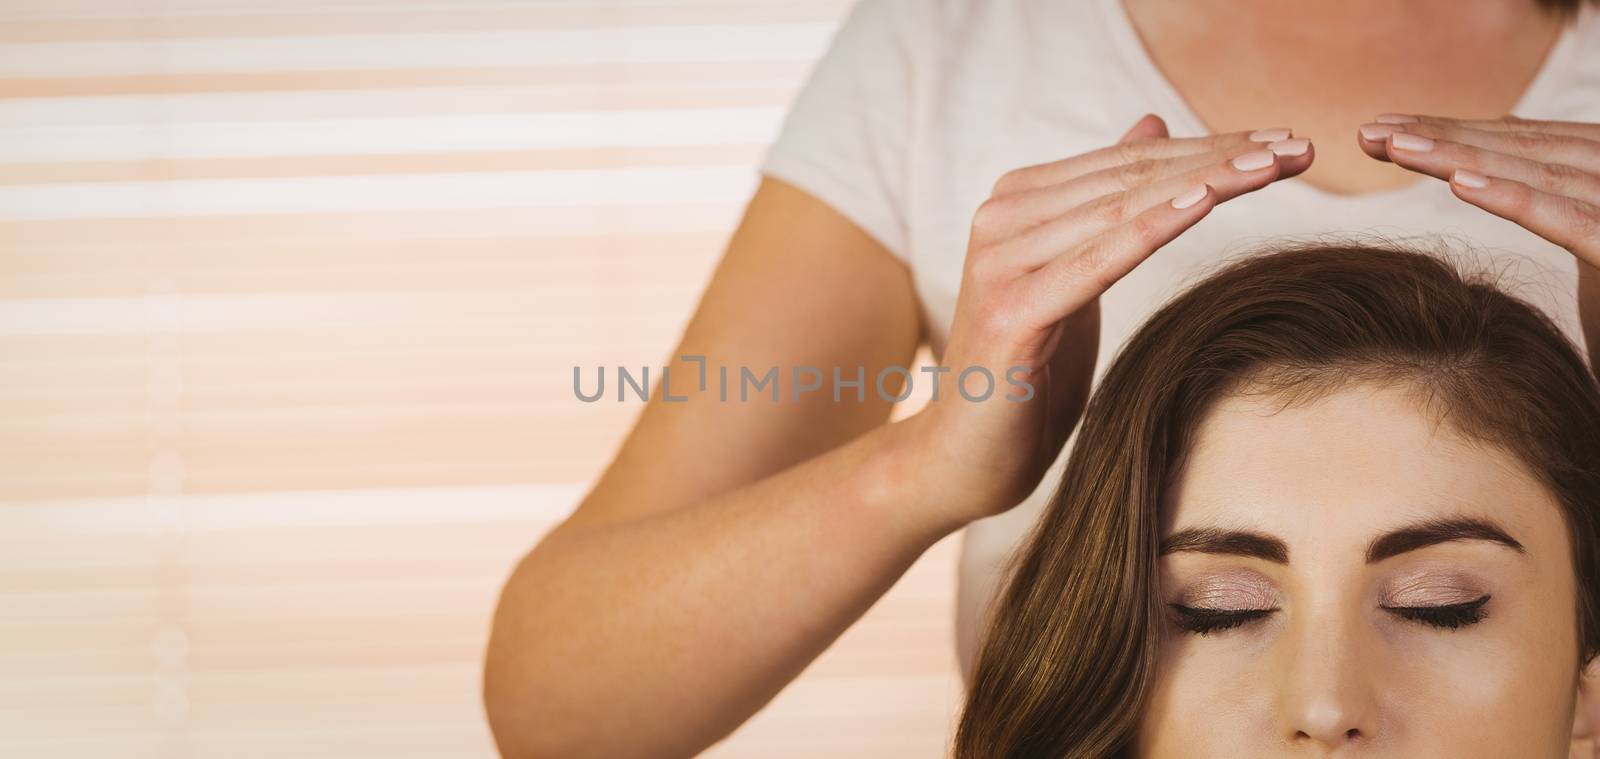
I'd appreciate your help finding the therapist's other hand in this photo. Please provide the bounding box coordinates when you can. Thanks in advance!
[910,114,1314,529]
[1358,114,1600,270]
[1359,113,1600,381]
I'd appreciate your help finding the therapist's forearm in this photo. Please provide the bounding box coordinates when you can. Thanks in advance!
[1582,260,1600,381]
[482,413,959,759]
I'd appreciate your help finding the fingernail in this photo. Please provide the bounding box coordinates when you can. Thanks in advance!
[1390,133,1435,152]
[1375,113,1419,124]
[1452,169,1489,189]
[1358,123,1400,142]
[1171,184,1208,209]
[1231,150,1276,171]
[1267,138,1310,157]
[1248,128,1292,142]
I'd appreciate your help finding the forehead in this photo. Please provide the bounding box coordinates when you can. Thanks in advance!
[1161,381,1562,547]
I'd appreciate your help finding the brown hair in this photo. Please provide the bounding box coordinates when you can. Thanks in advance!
[953,243,1600,759]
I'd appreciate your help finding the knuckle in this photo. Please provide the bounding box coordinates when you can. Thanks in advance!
[1117,158,1159,189]
[1180,165,1216,192]
[1504,181,1537,216]
[1130,209,1166,245]
[1072,246,1119,292]
[965,245,1006,283]
[1113,140,1147,167]
[1062,244,1104,282]
[1508,130,1551,159]
[974,298,1019,337]
[1088,194,1128,226]
[991,168,1027,197]
[1535,159,1582,190]
[1567,204,1600,245]
[971,196,1011,236]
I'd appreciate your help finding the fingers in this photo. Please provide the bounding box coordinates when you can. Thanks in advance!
[1358,120,1600,174]
[1362,111,1600,271]
[991,138,1311,239]
[1447,170,1600,269]
[994,141,1310,270]
[962,120,1311,338]
[1021,185,1215,327]
[1385,113,1600,142]
[991,127,1293,196]
[1377,130,1600,205]
[1085,139,1312,228]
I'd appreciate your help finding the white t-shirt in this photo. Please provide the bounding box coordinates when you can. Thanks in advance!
[759,0,1600,673]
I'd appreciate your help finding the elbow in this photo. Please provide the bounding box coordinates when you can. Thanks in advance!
[483,551,621,759]
[483,628,610,759]
[482,661,569,759]
[485,527,657,759]
[483,585,588,759]
[483,665,700,759]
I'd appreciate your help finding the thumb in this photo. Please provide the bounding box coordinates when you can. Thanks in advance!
[1118,113,1169,143]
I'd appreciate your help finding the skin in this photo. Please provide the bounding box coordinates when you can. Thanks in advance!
[1123,0,1564,196]
[485,119,1309,758]
[1137,381,1582,756]
[483,2,1600,755]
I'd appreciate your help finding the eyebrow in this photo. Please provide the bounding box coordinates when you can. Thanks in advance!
[1159,516,1525,565]
[1364,516,1525,563]
[1159,527,1288,563]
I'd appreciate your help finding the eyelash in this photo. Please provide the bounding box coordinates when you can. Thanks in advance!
[1168,605,1274,636]
[1381,594,1491,629]
[1169,594,1492,636]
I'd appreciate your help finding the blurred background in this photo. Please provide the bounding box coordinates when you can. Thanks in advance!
[0,1,963,757]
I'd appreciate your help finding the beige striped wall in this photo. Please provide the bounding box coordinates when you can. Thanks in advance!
[0,2,964,757]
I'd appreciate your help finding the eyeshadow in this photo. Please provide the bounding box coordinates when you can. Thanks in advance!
[1171,570,1279,610]
[1380,566,1490,607]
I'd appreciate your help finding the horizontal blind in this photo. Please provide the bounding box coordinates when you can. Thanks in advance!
[0,2,963,757]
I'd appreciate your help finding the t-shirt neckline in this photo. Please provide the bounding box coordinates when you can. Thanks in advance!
[1091,0,1587,205]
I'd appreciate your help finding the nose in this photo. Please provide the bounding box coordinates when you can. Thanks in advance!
[1274,608,1379,747]
[1291,700,1364,746]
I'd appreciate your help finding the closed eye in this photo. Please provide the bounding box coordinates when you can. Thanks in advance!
[1169,604,1276,636]
[1381,595,1490,630]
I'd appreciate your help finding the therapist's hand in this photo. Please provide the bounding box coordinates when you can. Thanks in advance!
[1357,114,1600,376]
[908,114,1313,530]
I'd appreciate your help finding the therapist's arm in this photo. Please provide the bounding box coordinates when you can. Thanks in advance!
[1582,261,1600,379]
[484,120,1298,758]
[483,177,935,759]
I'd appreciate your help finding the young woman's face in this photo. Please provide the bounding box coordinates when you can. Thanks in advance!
[1135,380,1582,757]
